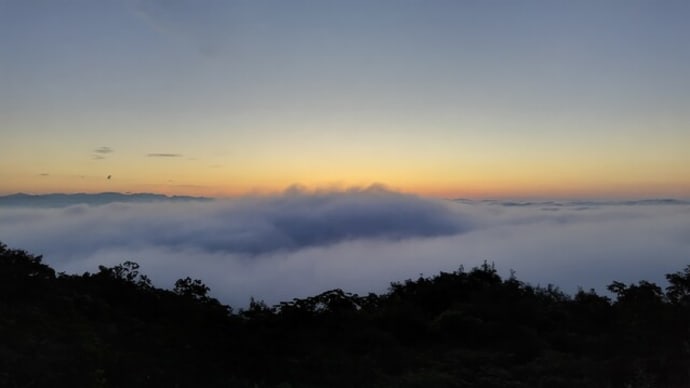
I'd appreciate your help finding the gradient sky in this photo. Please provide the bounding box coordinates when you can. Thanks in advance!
[2,0,689,198]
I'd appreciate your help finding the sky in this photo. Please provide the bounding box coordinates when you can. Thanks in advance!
[1,0,690,198]
[2,191,689,306]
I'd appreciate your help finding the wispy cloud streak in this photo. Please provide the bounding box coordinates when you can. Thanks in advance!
[94,147,113,154]
[147,153,183,158]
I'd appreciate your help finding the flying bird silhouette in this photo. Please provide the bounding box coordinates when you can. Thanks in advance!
[107,175,111,180]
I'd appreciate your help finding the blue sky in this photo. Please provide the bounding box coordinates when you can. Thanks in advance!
[2,0,689,197]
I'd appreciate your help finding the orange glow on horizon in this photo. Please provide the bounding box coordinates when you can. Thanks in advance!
[4,178,688,201]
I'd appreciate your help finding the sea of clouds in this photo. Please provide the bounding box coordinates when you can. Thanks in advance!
[1,186,689,307]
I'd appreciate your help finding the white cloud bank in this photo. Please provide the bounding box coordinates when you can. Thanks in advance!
[1,188,689,307]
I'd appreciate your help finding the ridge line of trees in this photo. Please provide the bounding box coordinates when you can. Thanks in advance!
[1,241,689,387]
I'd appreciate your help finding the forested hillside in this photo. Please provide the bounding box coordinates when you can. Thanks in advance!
[1,242,689,387]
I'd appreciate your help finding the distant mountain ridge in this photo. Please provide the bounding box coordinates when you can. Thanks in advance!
[453,198,690,207]
[0,192,212,207]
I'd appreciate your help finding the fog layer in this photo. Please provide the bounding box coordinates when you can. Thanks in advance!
[2,188,688,306]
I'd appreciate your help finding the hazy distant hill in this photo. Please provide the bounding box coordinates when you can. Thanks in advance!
[0,192,212,207]
[453,198,690,208]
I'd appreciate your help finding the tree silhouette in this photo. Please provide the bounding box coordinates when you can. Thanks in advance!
[174,276,211,301]
[666,265,690,305]
[2,241,690,387]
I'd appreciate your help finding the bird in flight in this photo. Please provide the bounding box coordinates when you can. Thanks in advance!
[107,175,112,180]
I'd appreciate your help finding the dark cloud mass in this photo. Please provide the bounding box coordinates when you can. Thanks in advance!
[1,188,688,307]
[0,188,466,256]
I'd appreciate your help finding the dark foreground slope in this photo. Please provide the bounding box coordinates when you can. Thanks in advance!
[1,242,689,387]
